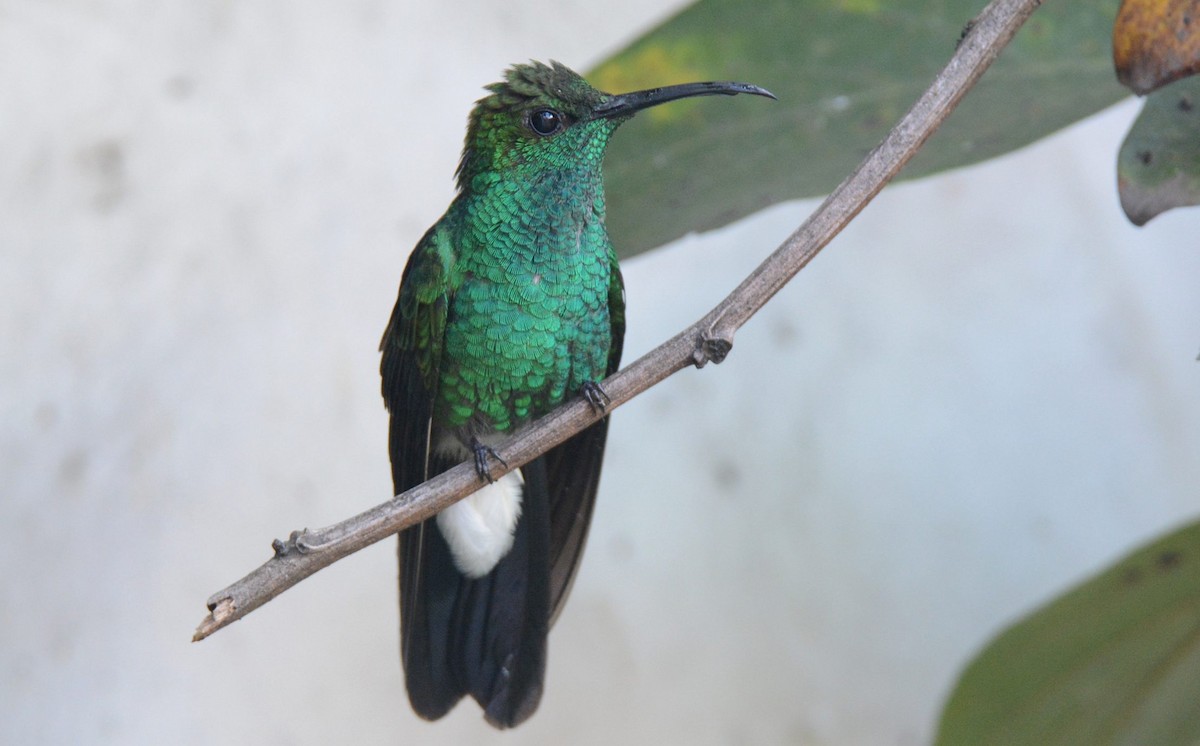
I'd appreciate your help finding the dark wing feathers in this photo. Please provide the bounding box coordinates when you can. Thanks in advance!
[381,227,463,719]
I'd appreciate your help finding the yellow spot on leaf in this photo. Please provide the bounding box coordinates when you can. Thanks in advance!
[590,43,713,125]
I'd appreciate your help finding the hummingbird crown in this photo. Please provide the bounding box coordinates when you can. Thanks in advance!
[455,61,617,192]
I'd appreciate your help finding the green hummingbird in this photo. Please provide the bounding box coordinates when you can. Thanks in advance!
[380,60,774,728]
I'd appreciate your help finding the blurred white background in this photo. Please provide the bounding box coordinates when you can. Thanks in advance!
[3,1,1198,744]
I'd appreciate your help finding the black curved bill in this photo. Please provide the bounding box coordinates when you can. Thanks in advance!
[592,81,777,119]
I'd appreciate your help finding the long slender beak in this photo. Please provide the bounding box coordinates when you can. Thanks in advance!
[591,81,777,119]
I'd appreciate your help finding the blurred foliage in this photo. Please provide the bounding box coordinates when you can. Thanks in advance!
[936,519,1200,745]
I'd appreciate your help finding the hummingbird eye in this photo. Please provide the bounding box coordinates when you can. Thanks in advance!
[528,108,564,136]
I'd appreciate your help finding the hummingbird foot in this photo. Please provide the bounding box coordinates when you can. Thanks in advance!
[580,381,611,413]
[470,438,507,483]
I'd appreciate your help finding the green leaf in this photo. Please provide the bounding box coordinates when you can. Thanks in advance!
[935,519,1200,746]
[592,0,1128,257]
[1118,76,1200,226]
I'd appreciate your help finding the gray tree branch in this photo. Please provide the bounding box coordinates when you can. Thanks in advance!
[194,0,1043,642]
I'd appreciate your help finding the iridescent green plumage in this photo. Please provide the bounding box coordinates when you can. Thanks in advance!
[380,60,773,728]
[399,63,623,438]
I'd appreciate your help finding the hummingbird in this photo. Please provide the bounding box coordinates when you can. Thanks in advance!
[380,60,774,728]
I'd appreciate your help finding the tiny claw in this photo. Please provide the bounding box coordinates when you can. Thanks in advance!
[470,438,506,483]
[581,381,611,413]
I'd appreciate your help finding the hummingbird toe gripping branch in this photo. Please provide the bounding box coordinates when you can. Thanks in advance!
[379,60,773,728]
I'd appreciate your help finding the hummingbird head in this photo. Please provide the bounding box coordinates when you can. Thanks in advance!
[454,60,774,192]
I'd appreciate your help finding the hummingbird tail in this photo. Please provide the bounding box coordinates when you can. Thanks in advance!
[398,458,552,728]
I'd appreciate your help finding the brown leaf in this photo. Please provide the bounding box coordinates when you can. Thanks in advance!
[1114,0,1200,94]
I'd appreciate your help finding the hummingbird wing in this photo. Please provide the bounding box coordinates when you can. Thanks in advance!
[380,225,462,719]
[543,257,625,624]
[381,224,448,486]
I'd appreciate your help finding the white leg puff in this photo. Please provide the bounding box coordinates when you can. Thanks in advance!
[436,470,525,578]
